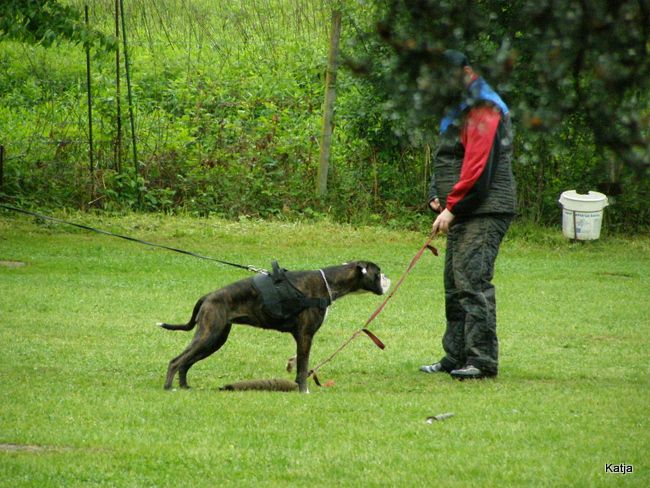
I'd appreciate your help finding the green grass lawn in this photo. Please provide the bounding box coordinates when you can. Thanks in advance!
[1,212,648,487]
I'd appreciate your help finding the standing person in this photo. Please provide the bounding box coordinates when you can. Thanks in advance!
[420,50,516,380]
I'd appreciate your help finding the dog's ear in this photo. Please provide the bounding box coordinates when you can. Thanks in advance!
[356,262,368,275]
[366,261,381,274]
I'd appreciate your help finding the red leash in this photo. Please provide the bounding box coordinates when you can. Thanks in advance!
[308,234,439,385]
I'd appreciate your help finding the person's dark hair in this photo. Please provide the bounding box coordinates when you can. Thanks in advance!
[443,50,470,68]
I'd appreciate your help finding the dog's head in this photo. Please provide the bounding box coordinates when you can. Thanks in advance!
[352,261,391,295]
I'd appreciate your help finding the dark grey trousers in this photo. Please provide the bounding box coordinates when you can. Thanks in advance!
[438,215,511,375]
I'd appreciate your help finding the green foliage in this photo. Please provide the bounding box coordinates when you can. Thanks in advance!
[0,0,648,232]
[0,0,115,50]
[359,0,649,172]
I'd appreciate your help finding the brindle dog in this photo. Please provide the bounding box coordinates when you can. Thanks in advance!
[159,261,390,393]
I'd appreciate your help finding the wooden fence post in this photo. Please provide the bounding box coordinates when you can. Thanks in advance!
[316,10,342,196]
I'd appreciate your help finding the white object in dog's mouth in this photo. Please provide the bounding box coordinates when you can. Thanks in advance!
[380,274,391,294]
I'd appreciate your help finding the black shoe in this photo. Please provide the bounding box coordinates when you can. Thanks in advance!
[419,362,448,374]
[450,365,496,380]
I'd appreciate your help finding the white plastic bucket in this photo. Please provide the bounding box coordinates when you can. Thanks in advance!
[558,190,609,240]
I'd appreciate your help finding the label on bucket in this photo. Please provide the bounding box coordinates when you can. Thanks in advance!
[562,210,603,240]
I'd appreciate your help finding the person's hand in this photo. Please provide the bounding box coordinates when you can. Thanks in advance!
[429,198,442,213]
[432,208,455,236]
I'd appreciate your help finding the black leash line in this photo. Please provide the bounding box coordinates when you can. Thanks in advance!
[3,203,440,388]
[0,204,266,274]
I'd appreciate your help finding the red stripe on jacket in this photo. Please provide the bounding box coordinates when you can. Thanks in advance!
[446,106,501,214]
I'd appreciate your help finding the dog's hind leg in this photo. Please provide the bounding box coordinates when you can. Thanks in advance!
[178,323,232,388]
[164,304,231,389]
[165,350,188,389]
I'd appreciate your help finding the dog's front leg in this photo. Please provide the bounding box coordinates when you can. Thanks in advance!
[293,331,313,393]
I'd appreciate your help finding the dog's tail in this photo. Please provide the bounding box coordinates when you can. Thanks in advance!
[157,296,206,331]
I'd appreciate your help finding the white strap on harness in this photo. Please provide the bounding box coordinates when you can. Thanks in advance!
[319,269,334,303]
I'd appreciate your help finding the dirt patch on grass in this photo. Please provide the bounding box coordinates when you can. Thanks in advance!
[598,271,638,279]
[0,260,27,268]
[0,443,68,453]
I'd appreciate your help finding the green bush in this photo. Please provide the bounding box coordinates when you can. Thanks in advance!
[0,1,647,233]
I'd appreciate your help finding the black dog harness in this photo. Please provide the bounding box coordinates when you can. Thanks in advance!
[252,261,331,321]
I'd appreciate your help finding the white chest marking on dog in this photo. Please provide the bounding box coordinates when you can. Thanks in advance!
[380,274,391,294]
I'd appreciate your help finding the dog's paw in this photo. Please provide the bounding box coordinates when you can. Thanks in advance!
[156,322,165,327]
